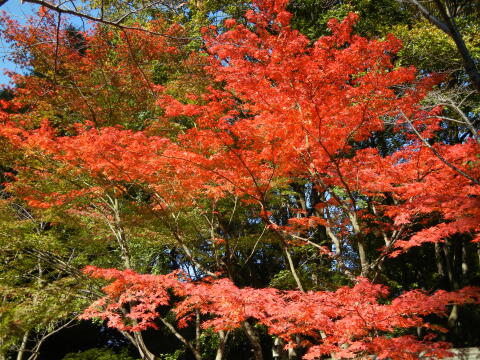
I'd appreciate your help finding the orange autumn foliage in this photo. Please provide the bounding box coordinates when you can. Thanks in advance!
[1,0,479,358]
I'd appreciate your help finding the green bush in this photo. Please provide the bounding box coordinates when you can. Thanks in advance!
[62,348,139,360]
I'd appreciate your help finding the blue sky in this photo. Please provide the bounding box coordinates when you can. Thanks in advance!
[1,0,88,87]
[0,0,38,86]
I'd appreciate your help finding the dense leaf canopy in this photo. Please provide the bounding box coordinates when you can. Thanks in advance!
[0,0,479,359]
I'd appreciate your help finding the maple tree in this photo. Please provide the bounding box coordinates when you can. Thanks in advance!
[0,0,479,359]
[80,266,480,360]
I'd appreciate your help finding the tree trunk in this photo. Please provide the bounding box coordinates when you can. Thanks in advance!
[357,239,369,277]
[215,331,229,360]
[195,310,201,355]
[461,239,468,278]
[243,321,263,360]
[408,0,480,92]
[272,336,286,360]
[441,9,480,92]
[282,243,304,292]
[133,332,157,360]
[348,212,370,277]
[157,315,202,360]
[448,304,459,329]
[272,336,299,360]
[288,336,300,360]
[443,243,458,290]
[435,242,446,279]
[16,331,29,360]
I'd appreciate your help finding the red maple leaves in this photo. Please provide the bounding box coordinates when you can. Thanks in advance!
[82,266,480,359]
[1,0,479,358]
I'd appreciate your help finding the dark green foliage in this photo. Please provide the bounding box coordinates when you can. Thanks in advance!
[62,348,139,360]
[288,0,411,40]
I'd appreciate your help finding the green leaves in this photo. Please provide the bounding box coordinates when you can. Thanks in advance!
[62,348,140,360]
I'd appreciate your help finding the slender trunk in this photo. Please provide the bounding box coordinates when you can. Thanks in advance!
[448,304,459,333]
[442,12,480,92]
[112,197,132,269]
[283,243,304,292]
[243,321,263,360]
[324,223,354,280]
[326,226,342,266]
[435,243,446,279]
[272,336,297,360]
[288,336,300,360]
[109,201,156,360]
[348,212,369,276]
[133,332,157,360]
[26,340,42,360]
[16,331,29,360]
[277,228,337,360]
[158,316,202,360]
[272,337,286,360]
[119,298,157,359]
[442,243,457,290]
[357,239,368,277]
[461,240,468,279]
[215,330,229,360]
[122,331,156,360]
[195,310,201,355]
[443,240,462,334]
[409,0,480,92]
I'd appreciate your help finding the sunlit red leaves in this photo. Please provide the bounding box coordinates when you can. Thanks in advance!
[1,0,478,262]
[1,2,480,358]
[81,266,181,331]
[0,119,220,208]
[154,1,480,254]
[379,140,480,253]
[0,8,196,129]
[82,267,480,359]
[154,10,439,213]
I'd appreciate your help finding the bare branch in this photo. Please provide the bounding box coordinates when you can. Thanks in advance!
[53,12,61,83]
[403,0,452,34]
[21,0,196,40]
[403,0,480,91]
[114,0,165,25]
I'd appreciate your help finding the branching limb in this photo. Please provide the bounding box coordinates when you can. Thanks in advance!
[21,0,195,40]
[401,112,479,185]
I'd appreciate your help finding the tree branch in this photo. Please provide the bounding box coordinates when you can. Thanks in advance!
[402,112,479,185]
[404,0,452,34]
[21,0,195,40]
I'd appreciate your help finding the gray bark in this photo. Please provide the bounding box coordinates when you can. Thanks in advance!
[16,332,29,360]
[243,321,264,360]
[133,332,157,360]
[215,331,229,360]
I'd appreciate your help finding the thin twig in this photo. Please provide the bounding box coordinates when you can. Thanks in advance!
[53,12,61,84]
[22,0,197,40]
